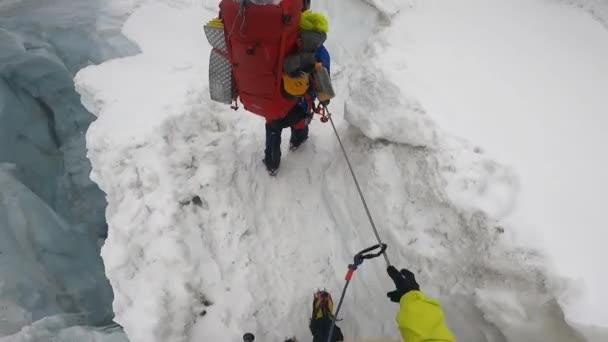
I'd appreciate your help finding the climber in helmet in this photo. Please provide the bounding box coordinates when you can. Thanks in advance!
[205,0,333,175]
[263,2,332,175]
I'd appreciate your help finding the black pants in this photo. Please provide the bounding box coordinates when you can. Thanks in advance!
[266,105,308,132]
[265,105,309,158]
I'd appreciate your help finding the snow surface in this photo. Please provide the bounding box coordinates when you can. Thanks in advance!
[75,0,608,341]
[364,0,608,334]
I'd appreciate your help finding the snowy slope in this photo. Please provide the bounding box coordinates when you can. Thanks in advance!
[365,0,608,337]
[75,0,608,341]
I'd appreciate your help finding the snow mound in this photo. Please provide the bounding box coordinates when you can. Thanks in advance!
[347,1,608,339]
[76,0,608,341]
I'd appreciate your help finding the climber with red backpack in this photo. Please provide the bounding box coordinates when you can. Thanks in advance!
[263,6,331,175]
[204,0,334,175]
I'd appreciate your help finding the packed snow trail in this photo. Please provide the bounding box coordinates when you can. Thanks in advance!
[75,0,608,341]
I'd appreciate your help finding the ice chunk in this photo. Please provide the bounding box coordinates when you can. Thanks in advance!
[0,315,128,342]
[0,167,113,335]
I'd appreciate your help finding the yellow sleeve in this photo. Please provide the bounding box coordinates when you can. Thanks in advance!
[396,291,456,342]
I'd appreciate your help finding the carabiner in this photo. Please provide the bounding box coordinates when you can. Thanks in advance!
[353,243,387,267]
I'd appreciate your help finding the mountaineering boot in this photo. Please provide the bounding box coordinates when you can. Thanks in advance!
[263,124,282,175]
[310,291,344,342]
[289,126,309,151]
[311,291,334,321]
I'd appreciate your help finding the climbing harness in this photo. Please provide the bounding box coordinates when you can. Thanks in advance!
[326,244,387,342]
[312,103,330,123]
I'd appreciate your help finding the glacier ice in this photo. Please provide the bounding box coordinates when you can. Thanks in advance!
[1,315,128,342]
[0,166,113,334]
[1,0,136,339]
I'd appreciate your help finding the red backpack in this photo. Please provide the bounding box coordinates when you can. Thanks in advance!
[219,0,302,121]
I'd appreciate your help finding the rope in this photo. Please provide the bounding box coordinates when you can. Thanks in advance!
[325,107,392,267]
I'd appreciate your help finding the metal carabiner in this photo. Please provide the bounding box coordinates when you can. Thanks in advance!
[353,243,388,267]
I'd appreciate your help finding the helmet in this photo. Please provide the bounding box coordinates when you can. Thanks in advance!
[302,0,311,11]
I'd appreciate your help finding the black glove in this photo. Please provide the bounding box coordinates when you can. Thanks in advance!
[243,333,255,342]
[283,52,316,74]
[386,266,420,303]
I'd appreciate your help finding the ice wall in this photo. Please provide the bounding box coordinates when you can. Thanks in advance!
[0,0,136,339]
[0,165,113,334]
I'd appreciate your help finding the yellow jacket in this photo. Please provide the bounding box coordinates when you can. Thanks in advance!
[396,291,455,342]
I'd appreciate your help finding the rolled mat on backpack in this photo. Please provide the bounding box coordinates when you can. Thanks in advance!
[204,18,234,104]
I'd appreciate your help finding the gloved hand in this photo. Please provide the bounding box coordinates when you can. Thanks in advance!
[386,266,420,303]
[243,333,255,342]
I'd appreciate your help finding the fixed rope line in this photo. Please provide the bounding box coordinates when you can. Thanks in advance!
[325,106,392,267]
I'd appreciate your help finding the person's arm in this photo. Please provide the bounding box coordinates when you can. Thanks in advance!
[387,267,455,342]
[396,290,455,342]
[315,45,330,73]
